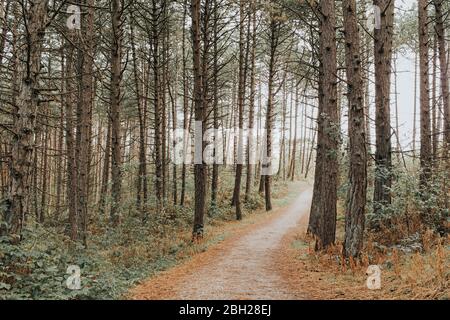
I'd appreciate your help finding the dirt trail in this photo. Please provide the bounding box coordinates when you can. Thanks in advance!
[130,183,313,300]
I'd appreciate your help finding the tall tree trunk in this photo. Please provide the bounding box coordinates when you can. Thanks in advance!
[343,0,367,259]
[152,0,163,206]
[434,0,449,160]
[211,0,219,208]
[161,3,168,202]
[432,35,438,163]
[372,0,394,218]
[289,84,299,181]
[110,0,123,225]
[40,119,49,223]
[301,91,308,174]
[393,56,401,163]
[65,39,78,241]
[413,51,418,162]
[192,0,207,240]
[232,0,248,220]
[99,120,111,214]
[278,76,287,179]
[180,0,189,206]
[418,0,432,189]
[130,12,148,217]
[308,0,339,250]
[263,12,282,212]
[245,1,257,202]
[361,0,372,159]
[169,49,179,207]
[3,0,48,240]
[55,49,65,218]
[75,0,94,245]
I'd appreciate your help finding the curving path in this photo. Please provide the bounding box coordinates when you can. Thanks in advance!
[130,183,313,300]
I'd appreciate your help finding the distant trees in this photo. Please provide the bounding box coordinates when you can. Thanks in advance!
[0,0,313,245]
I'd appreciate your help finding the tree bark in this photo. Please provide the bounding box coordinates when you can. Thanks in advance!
[211,0,219,208]
[434,0,449,159]
[245,1,257,202]
[130,12,148,217]
[3,0,48,240]
[372,0,394,217]
[152,0,163,206]
[110,0,123,225]
[308,0,339,250]
[343,0,367,259]
[418,0,432,189]
[192,0,207,240]
[232,0,248,220]
[180,0,189,206]
[263,11,282,212]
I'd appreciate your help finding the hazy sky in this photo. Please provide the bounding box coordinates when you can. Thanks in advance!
[390,0,418,150]
[337,0,418,151]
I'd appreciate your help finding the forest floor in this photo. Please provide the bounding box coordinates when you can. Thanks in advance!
[128,179,449,300]
[128,182,313,299]
[279,220,449,300]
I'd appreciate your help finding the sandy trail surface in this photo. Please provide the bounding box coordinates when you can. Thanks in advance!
[130,183,313,300]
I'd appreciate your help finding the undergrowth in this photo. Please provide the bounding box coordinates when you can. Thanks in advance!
[0,174,291,300]
[291,164,449,299]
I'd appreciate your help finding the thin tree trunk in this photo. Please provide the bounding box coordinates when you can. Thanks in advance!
[99,120,111,214]
[245,1,257,202]
[211,0,219,207]
[413,51,418,162]
[65,40,78,241]
[434,0,449,159]
[263,12,282,212]
[289,84,299,181]
[232,0,248,220]
[40,120,49,223]
[432,35,438,164]
[418,0,432,189]
[55,50,65,219]
[393,56,401,163]
[110,0,123,225]
[130,12,148,216]
[152,0,163,206]
[180,0,189,206]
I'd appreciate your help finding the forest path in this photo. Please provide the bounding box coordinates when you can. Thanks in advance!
[129,183,312,300]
